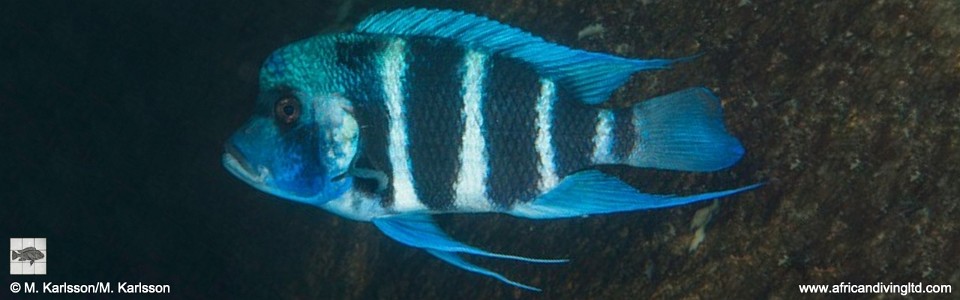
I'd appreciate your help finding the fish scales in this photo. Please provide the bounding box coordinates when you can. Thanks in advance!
[481,53,542,208]
[612,108,638,161]
[337,34,608,211]
[550,90,604,177]
[451,50,489,212]
[404,38,466,210]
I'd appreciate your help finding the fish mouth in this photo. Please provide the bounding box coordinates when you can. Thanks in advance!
[222,143,320,203]
[223,143,269,185]
[223,142,317,203]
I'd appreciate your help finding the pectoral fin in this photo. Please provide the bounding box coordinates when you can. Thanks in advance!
[347,166,389,193]
[372,214,565,291]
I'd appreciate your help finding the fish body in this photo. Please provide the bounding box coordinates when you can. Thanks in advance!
[12,247,44,265]
[223,8,757,291]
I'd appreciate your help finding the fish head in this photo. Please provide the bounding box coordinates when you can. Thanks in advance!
[224,43,360,206]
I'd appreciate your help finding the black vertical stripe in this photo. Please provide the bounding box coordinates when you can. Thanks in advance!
[335,35,395,206]
[483,56,541,208]
[405,38,465,210]
[613,108,637,163]
[551,88,598,177]
[335,34,386,77]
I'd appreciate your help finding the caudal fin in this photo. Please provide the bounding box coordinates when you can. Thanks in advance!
[11,250,18,260]
[624,88,744,172]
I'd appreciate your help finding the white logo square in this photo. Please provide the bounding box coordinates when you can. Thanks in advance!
[10,238,46,275]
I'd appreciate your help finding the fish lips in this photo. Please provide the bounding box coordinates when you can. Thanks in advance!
[222,142,324,203]
[223,142,268,187]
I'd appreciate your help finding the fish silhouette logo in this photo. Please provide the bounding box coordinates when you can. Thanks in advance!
[10,238,46,275]
[12,247,44,265]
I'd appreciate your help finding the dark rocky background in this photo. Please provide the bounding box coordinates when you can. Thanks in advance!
[2,0,957,298]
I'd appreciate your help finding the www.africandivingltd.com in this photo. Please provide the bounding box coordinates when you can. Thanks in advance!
[799,282,952,296]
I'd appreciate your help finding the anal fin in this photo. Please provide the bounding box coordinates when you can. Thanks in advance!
[510,170,761,219]
[372,214,565,290]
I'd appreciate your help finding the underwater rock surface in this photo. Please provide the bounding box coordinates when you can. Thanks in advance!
[1,0,957,299]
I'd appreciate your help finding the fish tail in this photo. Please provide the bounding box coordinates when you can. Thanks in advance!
[622,87,745,171]
[11,250,18,260]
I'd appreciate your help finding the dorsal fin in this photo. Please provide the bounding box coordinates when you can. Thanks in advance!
[355,8,675,105]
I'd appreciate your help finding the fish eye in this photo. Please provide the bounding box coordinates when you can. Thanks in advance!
[274,96,301,125]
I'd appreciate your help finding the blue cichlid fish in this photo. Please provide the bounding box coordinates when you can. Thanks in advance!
[223,8,758,291]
